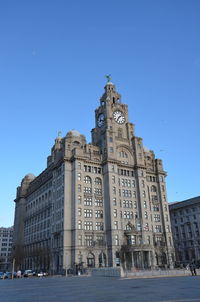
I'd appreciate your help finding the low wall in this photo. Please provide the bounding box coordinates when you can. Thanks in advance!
[90,267,199,278]
[91,267,122,277]
[124,268,199,278]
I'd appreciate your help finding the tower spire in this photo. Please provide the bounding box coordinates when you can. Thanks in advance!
[105,74,112,83]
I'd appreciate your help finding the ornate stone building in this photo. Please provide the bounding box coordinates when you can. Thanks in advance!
[169,196,200,267]
[13,80,174,273]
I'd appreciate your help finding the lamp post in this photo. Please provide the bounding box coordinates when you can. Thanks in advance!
[12,258,15,280]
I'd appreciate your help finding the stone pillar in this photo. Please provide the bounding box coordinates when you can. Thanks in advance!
[131,252,135,269]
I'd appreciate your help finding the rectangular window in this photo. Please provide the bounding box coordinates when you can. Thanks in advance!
[84,197,92,206]
[113,209,117,218]
[114,221,118,230]
[94,188,102,195]
[84,187,92,194]
[95,222,104,231]
[154,214,160,222]
[95,210,103,218]
[123,211,133,219]
[95,199,103,207]
[155,225,162,232]
[123,200,133,208]
[153,205,159,211]
[115,235,119,245]
[78,220,82,229]
[112,176,115,184]
[85,235,93,246]
[141,180,145,188]
[128,235,136,245]
[84,221,93,230]
[96,235,104,246]
[84,209,93,218]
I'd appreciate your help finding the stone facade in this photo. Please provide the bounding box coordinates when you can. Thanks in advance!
[13,81,174,273]
[169,196,200,267]
[0,226,13,271]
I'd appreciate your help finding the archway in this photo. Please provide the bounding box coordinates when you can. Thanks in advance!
[87,252,95,268]
[98,252,106,267]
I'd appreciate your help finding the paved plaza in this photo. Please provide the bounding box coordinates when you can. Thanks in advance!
[0,275,200,302]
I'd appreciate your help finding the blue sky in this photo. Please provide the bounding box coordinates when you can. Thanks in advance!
[0,0,200,227]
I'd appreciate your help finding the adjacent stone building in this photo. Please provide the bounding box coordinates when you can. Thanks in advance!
[0,226,13,271]
[13,80,174,273]
[169,196,200,267]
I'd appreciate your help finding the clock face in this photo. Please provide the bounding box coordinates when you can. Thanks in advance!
[113,110,125,124]
[97,113,105,127]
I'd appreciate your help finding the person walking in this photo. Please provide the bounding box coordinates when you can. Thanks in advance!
[16,270,21,278]
[189,262,197,276]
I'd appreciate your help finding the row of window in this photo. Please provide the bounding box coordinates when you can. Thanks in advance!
[83,165,102,174]
[78,209,103,218]
[77,175,102,185]
[78,196,103,207]
[79,235,104,247]
[118,169,135,177]
[79,196,167,214]
[77,185,103,194]
[26,190,52,212]
[77,221,104,231]
[0,243,12,246]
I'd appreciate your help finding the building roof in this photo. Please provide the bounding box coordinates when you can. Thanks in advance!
[169,196,200,210]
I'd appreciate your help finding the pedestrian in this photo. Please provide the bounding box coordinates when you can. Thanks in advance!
[192,263,197,276]
[16,270,21,278]
[189,262,196,276]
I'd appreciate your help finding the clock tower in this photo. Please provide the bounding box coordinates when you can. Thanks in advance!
[91,79,147,266]
[91,79,135,161]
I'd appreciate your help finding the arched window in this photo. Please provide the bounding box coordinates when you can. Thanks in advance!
[94,177,102,186]
[84,176,92,184]
[99,252,107,267]
[151,185,157,192]
[119,151,128,158]
[87,253,95,268]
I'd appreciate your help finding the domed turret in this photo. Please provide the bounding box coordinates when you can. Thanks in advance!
[66,129,81,137]
[24,173,35,180]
